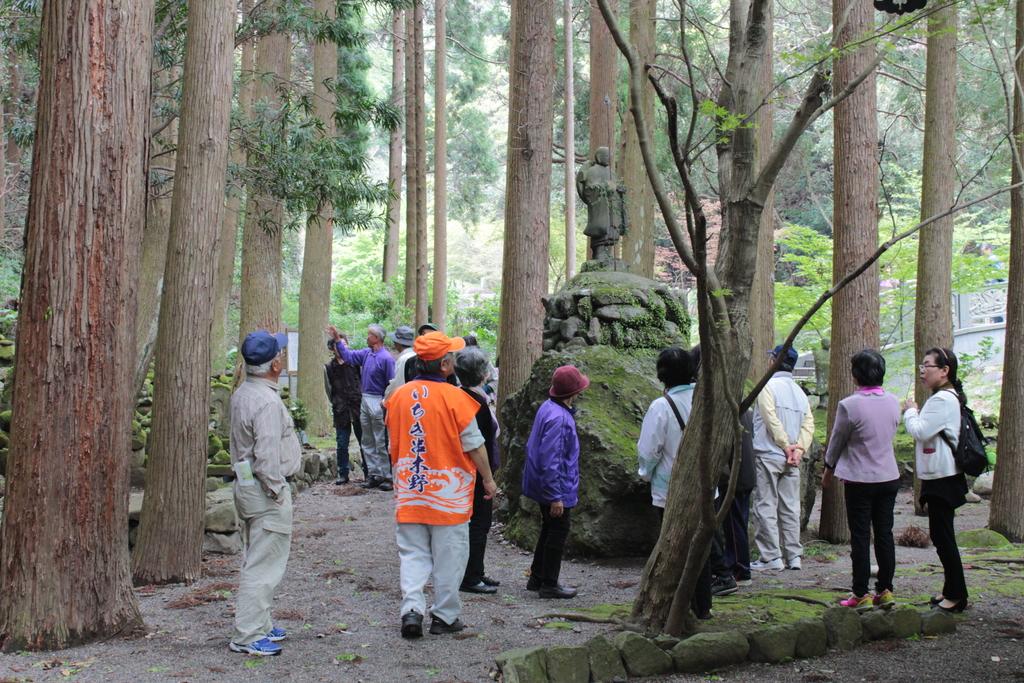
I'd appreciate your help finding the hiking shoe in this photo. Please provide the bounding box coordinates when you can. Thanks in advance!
[334,476,349,485]
[711,576,739,597]
[401,611,424,639]
[377,480,394,491]
[481,575,501,587]
[787,557,802,570]
[266,626,287,642]
[839,593,873,612]
[360,476,383,489]
[429,617,467,635]
[229,638,282,656]
[751,558,784,571]
[873,590,896,610]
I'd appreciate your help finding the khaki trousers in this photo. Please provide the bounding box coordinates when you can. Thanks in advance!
[752,456,802,564]
[233,484,293,645]
[396,522,469,625]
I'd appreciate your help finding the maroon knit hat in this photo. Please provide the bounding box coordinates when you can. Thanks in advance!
[549,365,590,399]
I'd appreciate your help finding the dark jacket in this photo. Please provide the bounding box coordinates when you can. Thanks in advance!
[462,386,499,472]
[719,410,757,494]
[324,359,361,414]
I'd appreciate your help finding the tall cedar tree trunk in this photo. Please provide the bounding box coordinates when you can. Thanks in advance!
[383,9,405,283]
[4,52,19,168]
[990,0,1024,541]
[0,91,5,243]
[620,0,655,277]
[297,0,339,438]
[564,0,577,281]
[748,1,775,378]
[498,0,555,406]
[432,0,448,329]
[912,2,957,515]
[239,9,289,344]
[404,7,419,311]
[414,0,429,328]
[134,67,178,394]
[0,0,152,648]
[589,1,617,155]
[211,0,256,374]
[820,0,879,544]
[132,0,234,584]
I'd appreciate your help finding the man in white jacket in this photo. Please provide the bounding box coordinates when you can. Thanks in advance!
[751,345,815,572]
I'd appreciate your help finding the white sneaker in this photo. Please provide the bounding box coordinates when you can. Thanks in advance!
[787,557,802,570]
[750,558,784,571]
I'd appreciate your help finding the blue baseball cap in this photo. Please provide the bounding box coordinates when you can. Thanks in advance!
[770,344,799,365]
[241,330,288,365]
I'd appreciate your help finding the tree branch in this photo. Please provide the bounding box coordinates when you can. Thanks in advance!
[740,181,1024,412]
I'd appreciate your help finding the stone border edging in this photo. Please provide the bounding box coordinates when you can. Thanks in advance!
[495,605,958,682]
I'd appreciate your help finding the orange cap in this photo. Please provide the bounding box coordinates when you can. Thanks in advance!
[413,331,466,361]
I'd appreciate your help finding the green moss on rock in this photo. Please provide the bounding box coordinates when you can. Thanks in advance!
[500,345,663,557]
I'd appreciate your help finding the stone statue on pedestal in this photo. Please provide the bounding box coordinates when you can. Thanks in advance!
[576,147,628,266]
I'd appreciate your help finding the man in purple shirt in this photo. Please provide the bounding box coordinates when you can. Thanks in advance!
[328,324,396,490]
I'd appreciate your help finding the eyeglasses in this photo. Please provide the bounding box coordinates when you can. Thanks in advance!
[918,364,940,371]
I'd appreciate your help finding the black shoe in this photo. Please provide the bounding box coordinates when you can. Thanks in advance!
[377,480,394,491]
[539,584,577,599]
[711,576,738,597]
[360,476,382,489]
[428,617,466,635]
[526,576,541,592]
[401,611,423,639]
[695,609,712,620]
[929,595,944,607]
[935,598,968,613]
[334,476,349,485]
[460,581,498,595]
[481,575,501,587]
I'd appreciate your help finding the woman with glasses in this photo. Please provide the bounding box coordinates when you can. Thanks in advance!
[902,347,968,613]
[822,350,901,611]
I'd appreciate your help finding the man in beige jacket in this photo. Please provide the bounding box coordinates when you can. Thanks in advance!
[228,330,302,656]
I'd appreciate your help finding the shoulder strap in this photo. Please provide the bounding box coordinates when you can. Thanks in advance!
[937,388,961,450]
[664,390,687,430]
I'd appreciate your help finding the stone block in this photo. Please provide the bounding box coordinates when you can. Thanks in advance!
[302,450,320,480]
[203,531,242,555]
[822,606,862,650]
[206,476,224,492]
[585,635,627,683]
[747,624,798,663]
[559,316,584,341]
[594,304,647,325]
[496,646,548,683]
[129,491,145,522]
[670,631,749,674]
[205,487,238,533]
[889,606,922,638]
[860,610,895,640]
[972,471,994,496]
[793,618,828,658]
[921,610,957,635]
[611,631,672,677]
[653,634,680,650]
[585,316,601,344]
[956,528,1011,548]
[543,646,588,683]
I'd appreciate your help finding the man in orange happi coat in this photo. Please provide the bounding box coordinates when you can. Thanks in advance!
[383,331,498,639]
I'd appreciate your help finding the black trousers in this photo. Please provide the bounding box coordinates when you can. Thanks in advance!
[531,506,571,587]
[843,479,899,597]
[926,496,968,602]
[463,475,493,586]
[722,490,752,581]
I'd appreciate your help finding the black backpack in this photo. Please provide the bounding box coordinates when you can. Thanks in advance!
[939,390,989,477]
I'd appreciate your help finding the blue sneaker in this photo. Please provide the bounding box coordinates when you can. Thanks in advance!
[229,637,282,656]
[266,626,287,642]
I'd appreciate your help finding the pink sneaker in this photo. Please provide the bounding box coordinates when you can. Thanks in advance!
[838,593,873,612]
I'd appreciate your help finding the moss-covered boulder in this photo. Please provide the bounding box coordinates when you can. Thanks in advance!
[212,449,231,466]
[208,433,224,458]
[209,382,232,442]
[822,606,862,650]
[956,528,1012,548]
[495,646,548,683]
[585,635,627,683]
[611,631,672,677]
[499,345,665,557]
[0,410,11,432]
[671,631,749,674]
[542,271,690,353]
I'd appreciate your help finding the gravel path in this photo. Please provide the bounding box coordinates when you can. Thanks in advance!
[0,471,1020,682]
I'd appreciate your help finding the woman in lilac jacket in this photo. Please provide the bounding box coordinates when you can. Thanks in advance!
[822,349,901,611]
[522,365,589,599]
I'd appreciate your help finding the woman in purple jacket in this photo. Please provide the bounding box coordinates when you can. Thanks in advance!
[522,365,589,599]
[822,349,901,611]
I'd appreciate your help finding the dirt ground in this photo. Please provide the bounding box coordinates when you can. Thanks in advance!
[0,469,1022,683]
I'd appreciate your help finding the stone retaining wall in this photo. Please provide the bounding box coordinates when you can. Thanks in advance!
[495,606,958,682]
